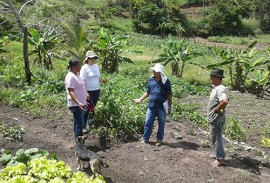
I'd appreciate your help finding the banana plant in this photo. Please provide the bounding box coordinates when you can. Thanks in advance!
[28,27,62,69]
[250,69,270,98]
[95,28,134,73]
[152,35,201,78]
[0,38,8,54]
[207,41,269,91]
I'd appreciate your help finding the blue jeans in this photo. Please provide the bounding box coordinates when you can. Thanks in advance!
[84,90,100,128]
[209,116,226,159]
[69,106,85,137]
[143,108,166,142]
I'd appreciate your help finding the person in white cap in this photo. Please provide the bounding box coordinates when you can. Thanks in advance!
[80,50,108,132]
[134,63,172,146]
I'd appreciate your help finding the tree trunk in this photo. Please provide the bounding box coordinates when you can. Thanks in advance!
[23,27,31,85]
[179,62,185,78]
[171,61,179,76]
[7,0,32,85]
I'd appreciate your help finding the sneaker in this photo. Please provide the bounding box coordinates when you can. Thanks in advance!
[82,128,88,134]
[141,140,149,144]
[155,141,162,146]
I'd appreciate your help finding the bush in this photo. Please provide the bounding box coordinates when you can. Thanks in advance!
[225,118,246,141]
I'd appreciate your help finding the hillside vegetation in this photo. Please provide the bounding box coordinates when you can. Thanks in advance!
[0,0,270,182]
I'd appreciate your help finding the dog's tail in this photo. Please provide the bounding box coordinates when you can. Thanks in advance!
[100,160,109,168]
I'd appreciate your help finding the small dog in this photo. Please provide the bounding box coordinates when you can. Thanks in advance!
[75,136,108,176]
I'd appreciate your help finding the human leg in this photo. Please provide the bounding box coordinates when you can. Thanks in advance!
[143,108,156,142]
[156,109,166,142]
[90,89,100,106]
[215,119,225,160]
[69,106,84,137]
[87,90,100,124]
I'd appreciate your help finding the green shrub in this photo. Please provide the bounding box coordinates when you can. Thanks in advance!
[172,103,207,128]
[262,124,270,138]
[225,118,246,141]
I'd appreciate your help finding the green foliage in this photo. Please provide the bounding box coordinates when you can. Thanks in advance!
[93,74,145,142]
[0,148,50,167]
[153,35,201,77]
[0,155,105,182]
[207,42,269,91]
[60,16,95,60]
[172,103,207,128]
[170,76,210,98]
[205,0,253,36]
[207,36,249,45]
[255,0,270,32]
[95,28,134,73]
[28,27,62,69]
[261,137,270,148]
[262,124,270,138]
[225,117,246,141]
[0,124,25,142]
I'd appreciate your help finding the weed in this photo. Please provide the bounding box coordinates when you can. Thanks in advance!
[225,118,246,141]
[0,124,25,142]
[262,124,270,138]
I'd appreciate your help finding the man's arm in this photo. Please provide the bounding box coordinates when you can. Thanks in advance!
[167,95,172,115]
[134,92,149,103]
[215,99,229,114]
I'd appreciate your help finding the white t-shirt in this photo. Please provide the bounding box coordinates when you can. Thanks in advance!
[65,72,87,107]
[207,84,228,122]
[80,64,100,91]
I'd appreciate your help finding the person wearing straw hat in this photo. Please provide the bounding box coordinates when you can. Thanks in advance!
[208,68,229,166]
[80,50,108,132]
[134,63,172,146]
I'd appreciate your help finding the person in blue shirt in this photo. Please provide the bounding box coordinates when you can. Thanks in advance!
[134,63,172,146]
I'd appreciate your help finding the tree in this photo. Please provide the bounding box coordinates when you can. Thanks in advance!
[1,0,32,85]
[205,0,249,36]
[255,0,270,32]
[28,27,62,69]
[60,16,94,61]
[132,0,166,34]
[152,35,200,78]
[207,42,269,92]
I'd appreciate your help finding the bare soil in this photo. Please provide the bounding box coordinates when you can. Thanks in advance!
[1,90,270,183]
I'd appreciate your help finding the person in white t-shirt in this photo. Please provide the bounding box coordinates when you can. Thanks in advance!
[207,68,229,166]
[80,50,107,130]
[65,59,89,138]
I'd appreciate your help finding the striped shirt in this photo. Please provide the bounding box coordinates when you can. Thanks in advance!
[146,77,172,109]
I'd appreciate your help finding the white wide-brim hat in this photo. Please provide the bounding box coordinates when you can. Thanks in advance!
[151,63,167,84]
[85,50,99,61]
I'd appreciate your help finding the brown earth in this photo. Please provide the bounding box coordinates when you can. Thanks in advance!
[1,89,270,183]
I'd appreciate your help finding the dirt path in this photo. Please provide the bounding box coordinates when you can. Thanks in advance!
[1,94,270,183]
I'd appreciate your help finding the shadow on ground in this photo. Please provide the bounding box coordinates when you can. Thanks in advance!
[226,156,261,175]
[166,141,200,150]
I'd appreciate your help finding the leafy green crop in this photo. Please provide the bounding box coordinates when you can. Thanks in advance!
[0,150,105,183]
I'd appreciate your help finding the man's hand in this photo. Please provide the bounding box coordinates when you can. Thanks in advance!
[215,108,224,115]
[134,99,141,103]
[168,107,172,116]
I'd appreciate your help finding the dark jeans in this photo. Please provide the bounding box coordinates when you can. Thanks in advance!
[69,106,85,137]
[143,108,166,142]
[84,89,100,128]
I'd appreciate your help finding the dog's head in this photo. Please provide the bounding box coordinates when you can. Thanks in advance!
[76,135,88,144]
